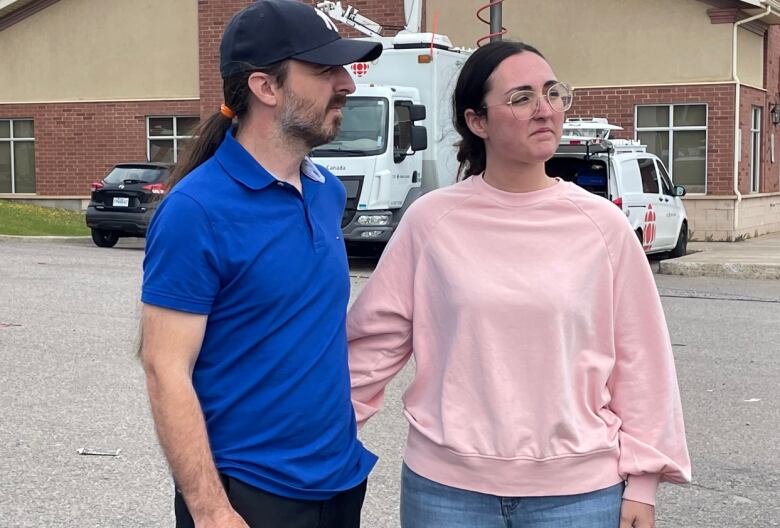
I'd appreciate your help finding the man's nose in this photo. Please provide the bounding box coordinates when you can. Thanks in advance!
[335,65,356,94]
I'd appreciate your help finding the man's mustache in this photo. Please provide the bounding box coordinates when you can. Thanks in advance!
[329,94,348,109]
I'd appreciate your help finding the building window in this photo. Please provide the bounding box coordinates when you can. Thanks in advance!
[750,106,761,193]
[147,116,199,163]
[0,119,36,194]
[635,104,707,194]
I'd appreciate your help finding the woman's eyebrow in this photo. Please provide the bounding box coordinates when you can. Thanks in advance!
[504,80,559,95]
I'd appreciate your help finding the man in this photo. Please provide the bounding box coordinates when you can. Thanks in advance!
[140,2,382,527]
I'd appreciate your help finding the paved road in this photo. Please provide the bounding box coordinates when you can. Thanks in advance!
[0,237,778,527]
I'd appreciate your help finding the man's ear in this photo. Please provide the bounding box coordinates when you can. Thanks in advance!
[464,108,488,140]
[247,72,281,107]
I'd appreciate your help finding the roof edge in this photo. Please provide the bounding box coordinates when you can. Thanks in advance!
[0,0,62,33]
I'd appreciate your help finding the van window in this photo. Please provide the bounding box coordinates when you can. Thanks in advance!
[639,158,659,193]
[619,159,643,193]
[657,162,674,196]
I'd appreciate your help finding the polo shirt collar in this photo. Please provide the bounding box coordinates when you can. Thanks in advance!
[215,129,326,190]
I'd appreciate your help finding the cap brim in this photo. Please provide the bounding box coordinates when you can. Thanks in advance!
[293,38,382,66]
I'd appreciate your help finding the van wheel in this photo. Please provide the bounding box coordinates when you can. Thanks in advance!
[668,223,688,259]
[91,229,119,248]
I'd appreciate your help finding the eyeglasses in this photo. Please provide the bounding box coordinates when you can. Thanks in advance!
[481,82,574,120]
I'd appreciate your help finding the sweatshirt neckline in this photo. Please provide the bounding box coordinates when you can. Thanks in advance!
[470,174,566,206]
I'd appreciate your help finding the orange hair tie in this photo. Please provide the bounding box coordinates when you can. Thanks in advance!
[220,104,236,119]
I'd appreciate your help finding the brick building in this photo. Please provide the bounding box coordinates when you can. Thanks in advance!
[0,0,403,206]
[2,0,780,240]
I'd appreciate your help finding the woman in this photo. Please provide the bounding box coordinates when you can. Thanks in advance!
[347,41,691,528]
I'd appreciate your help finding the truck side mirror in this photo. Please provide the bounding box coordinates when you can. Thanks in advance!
[410,104,426,122]
[410,125,427,152]
[674,185,686,197]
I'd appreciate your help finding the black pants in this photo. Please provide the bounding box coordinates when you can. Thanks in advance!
[174,474,368,528]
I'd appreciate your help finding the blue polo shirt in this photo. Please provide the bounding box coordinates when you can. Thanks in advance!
[142,131,376,500]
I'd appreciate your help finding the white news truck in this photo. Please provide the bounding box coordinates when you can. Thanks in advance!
[310,33,469,242]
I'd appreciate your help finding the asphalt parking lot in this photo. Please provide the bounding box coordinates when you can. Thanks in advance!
[0,237,778,527]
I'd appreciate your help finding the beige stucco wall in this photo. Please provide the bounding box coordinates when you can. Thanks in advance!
[427,0,742,87]
[0,0,199,102]
[737,27,765,88]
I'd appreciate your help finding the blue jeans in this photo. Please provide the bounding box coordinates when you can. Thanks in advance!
[400,464,623,528]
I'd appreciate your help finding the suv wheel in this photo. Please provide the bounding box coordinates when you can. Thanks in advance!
[668,223,688,259]
[91,229,119,248]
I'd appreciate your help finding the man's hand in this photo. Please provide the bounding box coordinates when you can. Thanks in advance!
[195,506,250,528]
[620,499,655,528]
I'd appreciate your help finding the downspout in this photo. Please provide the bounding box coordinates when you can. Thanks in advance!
[732,3,771,238]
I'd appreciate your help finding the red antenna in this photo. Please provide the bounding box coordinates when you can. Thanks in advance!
[476,0,506,47]
[430,11,439,57]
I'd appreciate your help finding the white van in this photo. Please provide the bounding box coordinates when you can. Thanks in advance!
[546,118,689,258]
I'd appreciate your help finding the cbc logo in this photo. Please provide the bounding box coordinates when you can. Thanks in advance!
[643,203,656,250]
[351,63,370,77]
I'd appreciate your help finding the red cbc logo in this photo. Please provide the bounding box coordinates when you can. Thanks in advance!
[642,203,656,251]
[351,63,370,77]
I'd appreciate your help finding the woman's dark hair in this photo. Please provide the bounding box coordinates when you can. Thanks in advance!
[167,61,289,190]
[453,41,545,179]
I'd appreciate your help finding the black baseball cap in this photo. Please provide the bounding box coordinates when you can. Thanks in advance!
[220,0,383,78]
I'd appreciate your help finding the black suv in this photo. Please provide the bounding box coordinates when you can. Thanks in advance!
[85,162,172,248]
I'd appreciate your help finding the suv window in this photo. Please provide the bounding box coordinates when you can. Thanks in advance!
[638,158,659,193]
[104,166,168,184]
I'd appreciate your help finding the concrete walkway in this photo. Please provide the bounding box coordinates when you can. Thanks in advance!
[657,232,780,280]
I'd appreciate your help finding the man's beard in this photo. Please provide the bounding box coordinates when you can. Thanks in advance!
[279,89,347,150]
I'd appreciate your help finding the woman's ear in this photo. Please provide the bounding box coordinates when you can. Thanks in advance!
[464,108,489,140]
[247,72,281,107]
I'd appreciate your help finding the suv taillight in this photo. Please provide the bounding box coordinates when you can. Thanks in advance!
[143,183,166,194]
[612,197,623,209]
[91,182,104,191]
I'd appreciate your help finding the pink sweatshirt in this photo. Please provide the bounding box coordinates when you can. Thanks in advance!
[347,176,691,506]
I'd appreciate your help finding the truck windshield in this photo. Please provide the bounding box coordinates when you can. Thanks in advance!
[311,97,388,157]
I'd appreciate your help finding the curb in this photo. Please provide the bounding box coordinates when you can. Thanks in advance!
[658,260,780,280]
[0,235,90,243]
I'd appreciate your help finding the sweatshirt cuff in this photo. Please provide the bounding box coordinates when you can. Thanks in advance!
[623,474,661,506]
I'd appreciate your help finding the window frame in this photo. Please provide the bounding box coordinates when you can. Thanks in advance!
[0,118,36,194]
[750,106,761,193]
[146,116,198,164]
[634,103,708,194]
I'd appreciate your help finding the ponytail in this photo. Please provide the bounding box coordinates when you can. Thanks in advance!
[167,112,233,189]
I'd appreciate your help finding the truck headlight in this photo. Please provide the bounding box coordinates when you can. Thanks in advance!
[357,214,391,226]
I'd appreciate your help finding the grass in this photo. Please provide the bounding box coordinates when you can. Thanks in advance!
[0,199,90,236]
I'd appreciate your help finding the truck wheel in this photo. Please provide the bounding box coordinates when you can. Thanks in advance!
[91,229,119,248]
[668,223,688,259]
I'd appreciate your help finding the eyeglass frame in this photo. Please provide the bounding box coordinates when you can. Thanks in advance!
[479,81,574,120]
